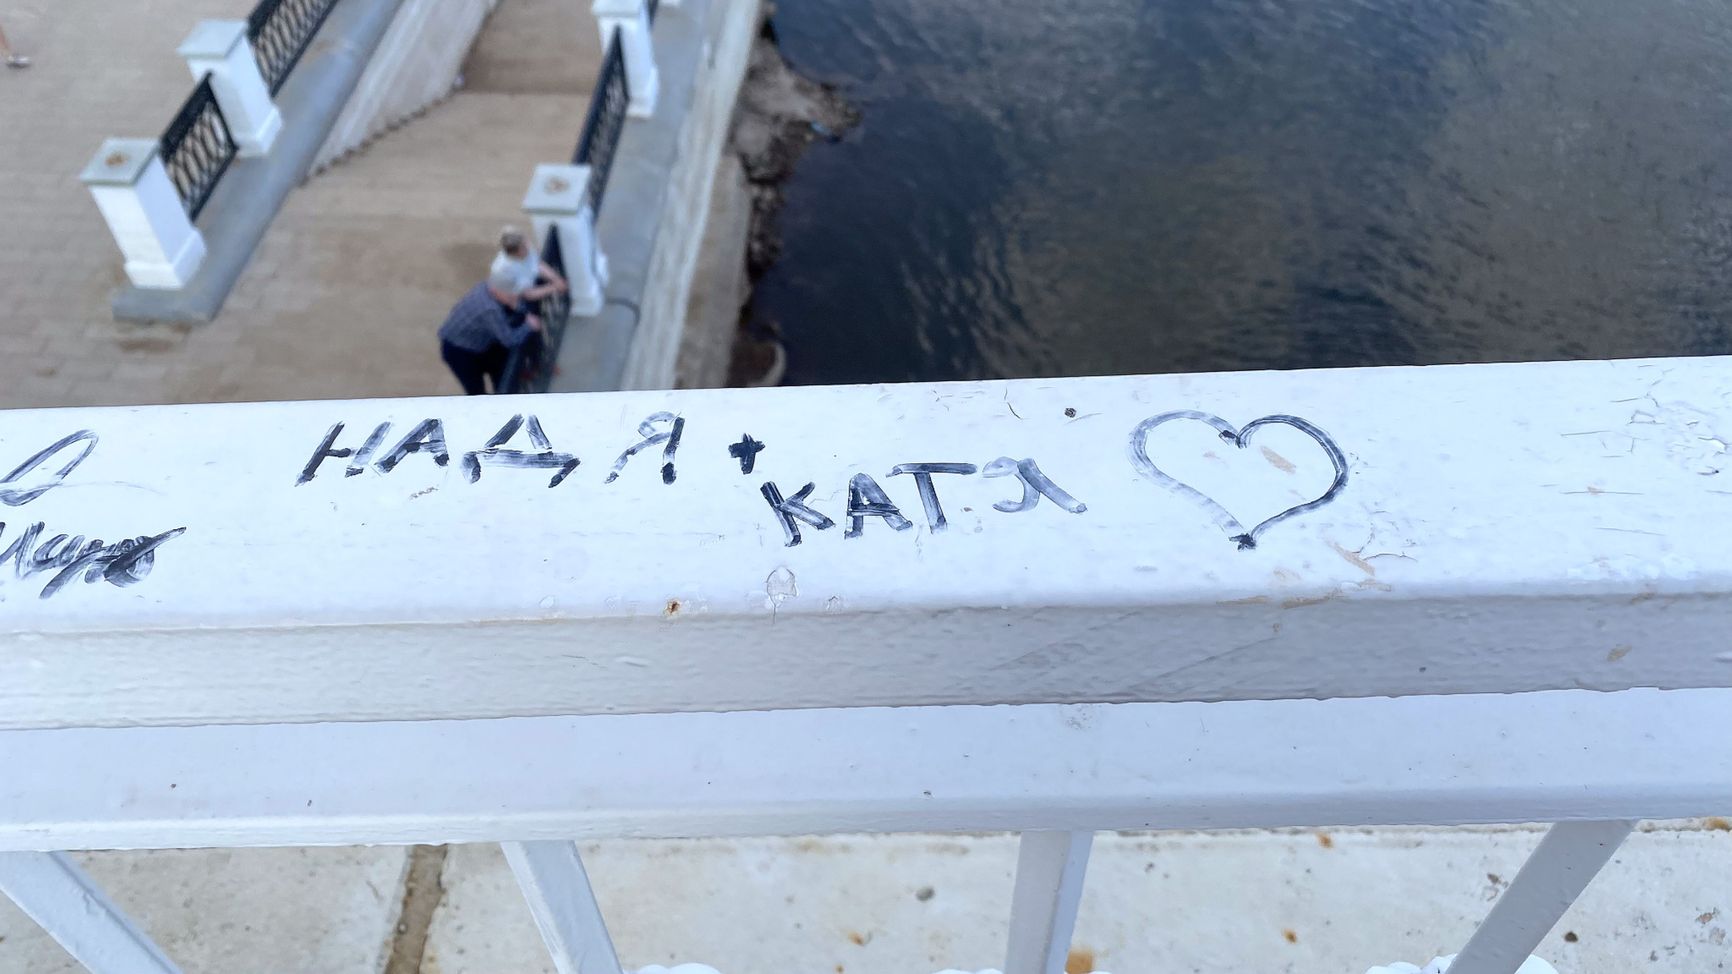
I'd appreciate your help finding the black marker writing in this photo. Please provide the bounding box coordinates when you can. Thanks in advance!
[887,462,978,532]
[760,480,835,547]
[844,473,913,538]
[377,419,451,473]
[728,434,766,474]
[347,422,394,477]
[462,414,580,488]
[298,423,353,484]
[0,520,187,600]
[982,457,1087,514]
[1,431,99,506]
[606,412,685,485]
[1127,411,1347,549]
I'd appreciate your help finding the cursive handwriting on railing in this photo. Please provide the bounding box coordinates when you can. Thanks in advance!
[293,409,1348,550]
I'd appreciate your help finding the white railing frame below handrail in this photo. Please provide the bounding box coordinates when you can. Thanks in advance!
[3,357,1731,974]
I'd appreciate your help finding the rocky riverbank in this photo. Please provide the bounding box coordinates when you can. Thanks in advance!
[723,18,859,386]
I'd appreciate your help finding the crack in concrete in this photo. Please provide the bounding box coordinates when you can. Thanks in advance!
[384,845,449,974]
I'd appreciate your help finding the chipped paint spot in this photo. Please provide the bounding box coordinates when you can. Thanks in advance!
[1261,446,1297,473]
[1329,542,1377,577]
[1065,947,1095,973]
[1607,644,1632,662]
[765,567,798,612]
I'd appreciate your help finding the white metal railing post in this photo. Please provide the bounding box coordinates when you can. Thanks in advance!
[0,851,183,974]
[1446,820,1635,974]
[176,20,282,157]
[79,138,207,289]
[523,163,608,316]
[591,0,658,117]
[502,841,625,974]
[1004,831,1093,974]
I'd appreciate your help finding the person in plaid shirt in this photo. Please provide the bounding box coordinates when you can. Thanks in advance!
[437,270,541,395]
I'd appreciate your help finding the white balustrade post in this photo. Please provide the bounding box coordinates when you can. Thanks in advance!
[177,20,281,157]
[502,841,625,974]
[1004,831,1094,974]
[80,138,207,289]
[0,851,183,974]
[592,0,658,117]
[1447,820,1635,974]
[524,163,608,316]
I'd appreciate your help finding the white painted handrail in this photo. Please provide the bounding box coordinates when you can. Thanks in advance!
[3,359,1730,974]
[4,359,1731,730]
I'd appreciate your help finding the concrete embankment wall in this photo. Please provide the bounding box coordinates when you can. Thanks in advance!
[552,0,762,393]
[618,0,762,389]
[310,0,498,175]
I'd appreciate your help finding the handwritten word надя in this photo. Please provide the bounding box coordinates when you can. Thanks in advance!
[297,413,688,488]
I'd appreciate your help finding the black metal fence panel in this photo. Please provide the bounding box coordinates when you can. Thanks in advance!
[499,228,574,395]
[247,0,342,95]
[159,77,239,222]
[573,31,631,216]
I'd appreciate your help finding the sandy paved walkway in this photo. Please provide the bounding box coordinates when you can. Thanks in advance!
[0,0,596,409]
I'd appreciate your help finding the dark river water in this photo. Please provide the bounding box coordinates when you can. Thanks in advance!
[752,0,1732,384]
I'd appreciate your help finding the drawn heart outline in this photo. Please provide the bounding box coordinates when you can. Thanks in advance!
[1129,410,1348,550]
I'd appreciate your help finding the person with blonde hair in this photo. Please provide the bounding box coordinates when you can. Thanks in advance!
[0,20,31,67]
[490,226,567,306]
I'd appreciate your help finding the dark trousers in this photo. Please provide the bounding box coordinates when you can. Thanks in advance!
[441,341,495,395]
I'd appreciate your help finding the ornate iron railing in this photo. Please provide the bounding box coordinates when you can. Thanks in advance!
[573,30,631,217]
[159,77,239,222]
[247,0,342,96]
[499,227,572,395]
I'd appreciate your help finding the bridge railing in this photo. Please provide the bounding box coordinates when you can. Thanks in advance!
[576,29,632,218]
[246,0,343,96]
[1,358,1729,974]
[498,28,633,395]
[499,227,574,394]
[158,77,239,223]
[82,0,344,290]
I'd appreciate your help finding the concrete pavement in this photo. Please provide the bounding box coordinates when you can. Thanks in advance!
[1,826,1726,972]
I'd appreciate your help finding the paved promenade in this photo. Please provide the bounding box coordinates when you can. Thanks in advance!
[1,826,1726,972]
[0,0,594,409]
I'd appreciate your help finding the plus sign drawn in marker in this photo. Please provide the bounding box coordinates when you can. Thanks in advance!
[727,434,766,474]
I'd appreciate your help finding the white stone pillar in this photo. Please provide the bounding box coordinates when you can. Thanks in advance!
[177,20,282,157]
[80,138,207,290]
[592,0,658,118]
[524,163,608,317]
